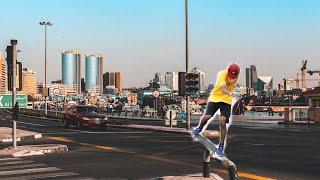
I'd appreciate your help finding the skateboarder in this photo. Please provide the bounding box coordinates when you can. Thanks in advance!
[192,63,240,157]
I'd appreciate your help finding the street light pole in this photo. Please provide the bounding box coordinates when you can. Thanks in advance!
[39,22,53,116]
[185,0,190,130]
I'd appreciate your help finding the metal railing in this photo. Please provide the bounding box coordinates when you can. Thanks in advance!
[203,149,238,179]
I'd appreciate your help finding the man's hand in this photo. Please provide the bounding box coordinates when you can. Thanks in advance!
[230,92,239,99]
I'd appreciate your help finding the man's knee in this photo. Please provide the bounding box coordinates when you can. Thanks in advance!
[201,115,212,121]
[219,116,227,126]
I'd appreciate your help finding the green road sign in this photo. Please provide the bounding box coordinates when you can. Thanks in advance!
[0,94,27,108]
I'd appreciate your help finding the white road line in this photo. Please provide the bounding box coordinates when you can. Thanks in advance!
[0,172,78,180]
[0,167,61,176]
[0,160,34,166]
[0,157,21,161]
[42,131,154,135]
[86,131,154,134]
[59,177,96,180]
[0,117,46,127]
[0,163,47,171]
[67,129,91,133]
[17,121,47,127]
[244,143,265,146]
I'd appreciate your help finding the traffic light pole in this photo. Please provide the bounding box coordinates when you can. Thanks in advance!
[11,40,17,149]
[185,0,190,130]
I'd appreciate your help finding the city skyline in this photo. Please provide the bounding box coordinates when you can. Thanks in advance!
[1,0,320,88]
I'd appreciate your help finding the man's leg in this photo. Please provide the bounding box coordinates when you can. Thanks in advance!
[219,116,227,146]
[192,102,217,134]
[215,102,231,156]
[198,115,213,130]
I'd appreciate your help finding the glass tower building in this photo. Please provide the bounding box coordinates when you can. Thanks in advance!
[85,54,103,94]
[61,50,81,94]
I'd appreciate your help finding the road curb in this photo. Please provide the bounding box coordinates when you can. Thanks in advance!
[107,124,189,135]
[278,121,319,125]
[0,133,42,143]
[1,144,68,157]
[153,173,223,180]
[108,116,164,122]
[107,124,220,137]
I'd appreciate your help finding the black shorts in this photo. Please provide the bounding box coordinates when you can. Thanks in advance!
[205,102,231,123]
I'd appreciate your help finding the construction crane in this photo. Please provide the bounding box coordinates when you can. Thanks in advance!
[307,69,320,76]
[301,60,307,88]
[283,60,320,89]
[283,77,320,90]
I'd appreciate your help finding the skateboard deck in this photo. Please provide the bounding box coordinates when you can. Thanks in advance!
[192,129,217,153]
[192,128,227,159]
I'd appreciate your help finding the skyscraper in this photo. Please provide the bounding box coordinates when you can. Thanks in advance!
[103,72,122,92]
[0,59,7,94]
[61,50,81,94]
[85,54,103,94]
[18,68,37,95]
[246,65,258,91]
[165,72,178,90]
[257,76,273,91]
[154,73,164,83]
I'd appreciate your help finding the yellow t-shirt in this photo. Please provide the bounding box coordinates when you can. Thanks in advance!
[208,69,239,105]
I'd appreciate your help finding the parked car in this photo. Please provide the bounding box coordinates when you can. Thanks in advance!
[26,102,34,110]
[62,105,108,129]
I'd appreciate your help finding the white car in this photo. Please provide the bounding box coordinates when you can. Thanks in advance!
[26,102,33,110]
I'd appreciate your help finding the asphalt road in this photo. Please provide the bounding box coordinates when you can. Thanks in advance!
[0,109,319,179]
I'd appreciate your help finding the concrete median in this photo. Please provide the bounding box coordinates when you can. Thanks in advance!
[0,144,68,157]
[0,127,42,142]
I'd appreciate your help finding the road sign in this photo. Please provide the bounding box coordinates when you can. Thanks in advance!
[0,94,27,108]
[53,88,60,96]
[179,111,186,119]
[152,90,160,98]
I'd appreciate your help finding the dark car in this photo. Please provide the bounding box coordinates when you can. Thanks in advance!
[62,105,109,129]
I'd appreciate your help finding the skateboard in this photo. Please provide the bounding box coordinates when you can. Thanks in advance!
[191,128,227,159]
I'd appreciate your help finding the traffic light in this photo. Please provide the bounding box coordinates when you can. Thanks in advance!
[16,62,23,91]
[178,72,186,96]
[185,73,199,95]
[6,46,13,91]
[6,44,22,91]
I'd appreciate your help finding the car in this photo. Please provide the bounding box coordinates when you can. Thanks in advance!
[62,105,109,129]
[26,102,33,110]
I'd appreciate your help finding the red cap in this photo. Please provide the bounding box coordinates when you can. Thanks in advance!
[228,63,240,79]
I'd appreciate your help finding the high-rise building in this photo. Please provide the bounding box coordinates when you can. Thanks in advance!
[103,72,122,92]
[61,50,81,94]
[0,59,7,94]
[154,73,164,83]
[85,54,103,94]
[191,67,206,93]
[257,76,273,91]
[206,84,214,94]
[81,78,85,92]
[18,68,37,95]
[165,72,178,90]
[246,65,258,91]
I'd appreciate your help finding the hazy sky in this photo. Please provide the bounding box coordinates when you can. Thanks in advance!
[1,0,320,88]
